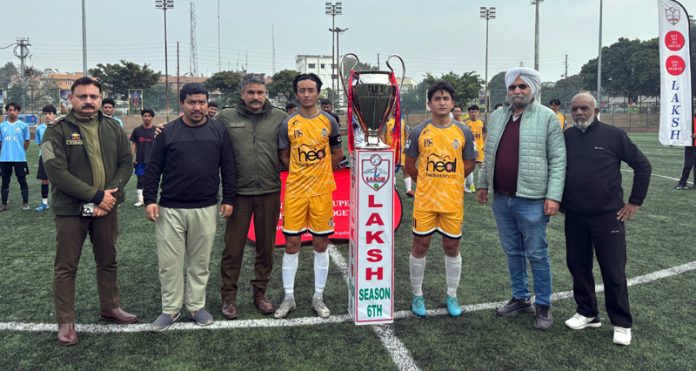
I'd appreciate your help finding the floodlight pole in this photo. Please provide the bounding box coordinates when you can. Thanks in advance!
[597,0,603,108]
[156,0,174,121]
[532,0,543,71]
[82,0,88,76]
[480,7,496,121]
[325,2,342,106]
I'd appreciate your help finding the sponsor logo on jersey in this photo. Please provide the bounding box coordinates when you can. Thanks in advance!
[296,143,326,163]
[426,153,457,173]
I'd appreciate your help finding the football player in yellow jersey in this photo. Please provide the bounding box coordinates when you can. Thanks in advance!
[549,99,566,130]
[275,73,343,319]
[464,105,487,193]
[404,81,476,318]
[452,105,469,123]
[380,111,414,197]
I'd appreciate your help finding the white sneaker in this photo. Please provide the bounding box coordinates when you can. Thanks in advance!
[613,326,631,346]
[565,313,601,330]
[134,194,144,207]
[312,294,330,318]
[274,297,296,319]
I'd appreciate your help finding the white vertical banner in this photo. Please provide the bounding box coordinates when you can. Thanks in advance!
[348,149,394,325]
[659,0,693,146]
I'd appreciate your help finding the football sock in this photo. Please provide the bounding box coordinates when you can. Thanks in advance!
[41,184,49,199]
[282,252,299,299]
[445,254,462,297]
[409,254,426,296]
[314,251,329,296]
[404,177,412,191]
[465,173,474,189]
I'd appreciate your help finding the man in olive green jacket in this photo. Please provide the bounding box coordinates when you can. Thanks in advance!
[41,77,136,346]
[216,73,288,318]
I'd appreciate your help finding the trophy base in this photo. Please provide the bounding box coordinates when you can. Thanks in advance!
[356,134,390,149]
[355,142,390,149]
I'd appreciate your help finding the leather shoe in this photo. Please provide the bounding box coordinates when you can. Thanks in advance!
[253,289,274,314]
[57,323,78,346]
[222,301,238,319]
[99,307,139,324]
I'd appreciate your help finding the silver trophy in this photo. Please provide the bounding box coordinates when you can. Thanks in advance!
[340,53,405,148]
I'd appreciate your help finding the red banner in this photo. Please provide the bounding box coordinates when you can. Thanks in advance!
[247,168,403,246]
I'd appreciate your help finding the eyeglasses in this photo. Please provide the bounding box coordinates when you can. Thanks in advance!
[74,94,102,101]
[507,84,529,91]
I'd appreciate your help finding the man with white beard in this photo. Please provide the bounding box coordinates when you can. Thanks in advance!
[562,92,651,346]
[476,67,566,331]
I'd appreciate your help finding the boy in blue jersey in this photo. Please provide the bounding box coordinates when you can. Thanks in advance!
[102,98,124,127]
[34,105,57,211]
[0,102,31,211]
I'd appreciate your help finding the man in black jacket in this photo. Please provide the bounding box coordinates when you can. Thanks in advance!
[562,92,651,346]
[144,83,236,332]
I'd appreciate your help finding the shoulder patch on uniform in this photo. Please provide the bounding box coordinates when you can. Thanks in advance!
[48,116,66,127]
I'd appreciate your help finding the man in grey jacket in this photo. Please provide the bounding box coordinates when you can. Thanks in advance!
[216,73,288,319]
[476,67,566,330]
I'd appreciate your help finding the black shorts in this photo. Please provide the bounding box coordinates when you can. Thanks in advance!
[0,162,29,177]
[37,156,48,180]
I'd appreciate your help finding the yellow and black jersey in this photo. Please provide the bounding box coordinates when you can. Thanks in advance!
[278,110,342,197]
[381,117,408,164]
[405,119,476,212]
[465,119,486,162]
[556,112,565,130]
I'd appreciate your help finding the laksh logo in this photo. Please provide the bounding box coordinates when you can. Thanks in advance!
[362,154,390,191]
[426,153,457,173]
[665,6,680,25]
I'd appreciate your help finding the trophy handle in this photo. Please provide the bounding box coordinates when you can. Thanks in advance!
[339,53,360,97]
[386,54,406,91]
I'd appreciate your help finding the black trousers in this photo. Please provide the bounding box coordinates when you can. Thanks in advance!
[678,146,696,185]
[1,162,29,204]
[564,211,632,328]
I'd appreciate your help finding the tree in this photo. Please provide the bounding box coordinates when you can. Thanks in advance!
[205,70,244,106]
[440,71,483,106]
[401,83,427,113]
[541,74,584,108]
[88,60,161,98]
[268,69,299,104]
[578,37,659,101]
[0,62,18,89]
[488,71,507,109]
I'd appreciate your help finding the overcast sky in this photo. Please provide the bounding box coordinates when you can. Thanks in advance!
[0,0,663,83]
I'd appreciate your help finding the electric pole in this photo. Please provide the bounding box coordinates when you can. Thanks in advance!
[13,37,31,109]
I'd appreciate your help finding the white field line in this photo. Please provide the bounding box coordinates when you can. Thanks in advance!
[621,169,693,185]
[1,258,695,335]
[327,245,420,371]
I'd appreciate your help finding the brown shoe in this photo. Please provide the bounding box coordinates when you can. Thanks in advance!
[57,323,78,346]
[99,307,139,324]
[221,300,238,319]
[253,289,274,314]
